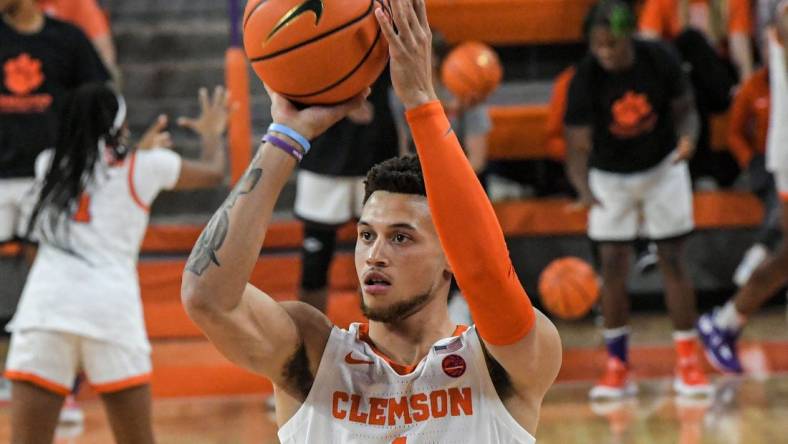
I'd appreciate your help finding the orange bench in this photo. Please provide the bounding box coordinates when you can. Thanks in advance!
[427,0,596,44]
[487,104,731,161]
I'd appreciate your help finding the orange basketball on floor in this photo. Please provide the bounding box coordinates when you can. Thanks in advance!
[440,41,502,102]
[243,0,389,105]
[538,257,600,320]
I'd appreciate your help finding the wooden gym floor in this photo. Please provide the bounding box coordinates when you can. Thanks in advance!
[2,309,788,443]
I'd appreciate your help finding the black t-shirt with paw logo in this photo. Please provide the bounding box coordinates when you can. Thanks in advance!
[0,17,109,178]
[564,39,690,173]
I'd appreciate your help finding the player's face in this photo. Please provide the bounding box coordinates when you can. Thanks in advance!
[589,27,632,72]
[355,191,451,323]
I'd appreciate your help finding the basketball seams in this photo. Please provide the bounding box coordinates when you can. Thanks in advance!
[243,0,267,32]
[247,0,375,62]
[277,25,385,101]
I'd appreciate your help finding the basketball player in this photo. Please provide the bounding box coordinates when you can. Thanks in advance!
[564,0,711,398]
[698,0,788,374]
[181,0,562,441]
[4,83,228,443]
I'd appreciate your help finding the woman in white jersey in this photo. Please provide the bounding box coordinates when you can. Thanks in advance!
[4,82,229,443]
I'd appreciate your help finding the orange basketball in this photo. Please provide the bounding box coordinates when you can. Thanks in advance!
[440,41,502,102]
[243,0,389,105]
[538,257,600,320]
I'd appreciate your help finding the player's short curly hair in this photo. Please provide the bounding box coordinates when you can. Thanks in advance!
[363,155,426,204]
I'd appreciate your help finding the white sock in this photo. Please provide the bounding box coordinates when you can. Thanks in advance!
[714,300,746,331]
[603,326,630,340]
[672,329,697,341]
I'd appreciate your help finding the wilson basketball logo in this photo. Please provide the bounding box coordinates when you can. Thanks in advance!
[441,355,466,378]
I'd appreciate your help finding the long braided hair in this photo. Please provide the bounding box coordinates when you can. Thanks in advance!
[25,82,127,251]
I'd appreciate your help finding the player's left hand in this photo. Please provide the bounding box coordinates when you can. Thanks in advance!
[376,0,438,110]
[178,86,231,139]
[137,114,173,150]
[671,136,695,164]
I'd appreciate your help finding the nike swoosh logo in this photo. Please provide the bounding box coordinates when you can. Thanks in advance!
[267,0,324,41]
[345,352,375,365]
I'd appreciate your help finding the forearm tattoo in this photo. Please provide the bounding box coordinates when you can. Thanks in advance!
[185,167,263,276]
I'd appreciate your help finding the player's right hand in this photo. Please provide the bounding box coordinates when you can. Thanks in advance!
[568,191,602,211]
[375,0,438,110]
[265,84,370,141]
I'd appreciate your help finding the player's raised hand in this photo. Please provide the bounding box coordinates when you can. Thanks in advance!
[375,0,438,109]
[138,114,173,150]
[265,84,370,141]
[178,86,231,138]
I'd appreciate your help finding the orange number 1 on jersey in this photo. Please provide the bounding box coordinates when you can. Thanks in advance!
[72,194,92,223]
[392,438,406,444]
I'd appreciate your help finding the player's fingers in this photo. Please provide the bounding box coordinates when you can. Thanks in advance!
[414,0,429,29]
[212,85,225,108]
[177,117,196,129]
[155,132,173,148]
[375,5,402,52]
[198,87,209,111]
[390,0,414,43]
[147,114,168,133]
[403,0,421,35]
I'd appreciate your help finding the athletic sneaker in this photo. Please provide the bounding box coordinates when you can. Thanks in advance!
[697,311,743,374]
[58,395,84,424]
[674,358,714,397]
[589,357,638,400]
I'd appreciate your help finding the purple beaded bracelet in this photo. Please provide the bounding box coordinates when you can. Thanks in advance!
[263,133,304,162]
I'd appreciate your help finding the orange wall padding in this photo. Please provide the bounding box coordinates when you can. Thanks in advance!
[427,0,597,44]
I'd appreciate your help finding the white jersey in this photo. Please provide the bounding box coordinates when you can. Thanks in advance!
[7,148,181,351]
[766,31,788,173]
[278,323,536,444]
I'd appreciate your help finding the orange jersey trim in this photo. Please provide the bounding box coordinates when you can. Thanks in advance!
[357,323,469,376]
[91,373,151,394]
[127,152,150,212]
[4,370,70,396]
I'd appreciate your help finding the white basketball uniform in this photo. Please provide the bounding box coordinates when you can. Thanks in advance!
[766,30,788,200]
[277,323,536,444]
[4,147,181,395]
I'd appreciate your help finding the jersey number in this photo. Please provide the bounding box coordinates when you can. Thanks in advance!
[72,194,91,223]
[392,438,406,444]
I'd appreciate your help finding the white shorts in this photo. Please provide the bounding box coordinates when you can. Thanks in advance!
[0,178,35,242]
[4,329,151,396]
[588,158,694,242]
[294,170,365,226]
[776,170,788,202]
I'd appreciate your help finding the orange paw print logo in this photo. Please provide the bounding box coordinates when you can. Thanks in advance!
[4,53,45,96]
[612,92,652,129]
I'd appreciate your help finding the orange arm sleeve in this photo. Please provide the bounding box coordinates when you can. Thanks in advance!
[727,82,756,168]
[406,101,535,346]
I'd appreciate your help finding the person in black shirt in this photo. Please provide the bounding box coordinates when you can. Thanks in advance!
[564,0,710,400]
[294,71,399,313]
[0,0,109,243]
